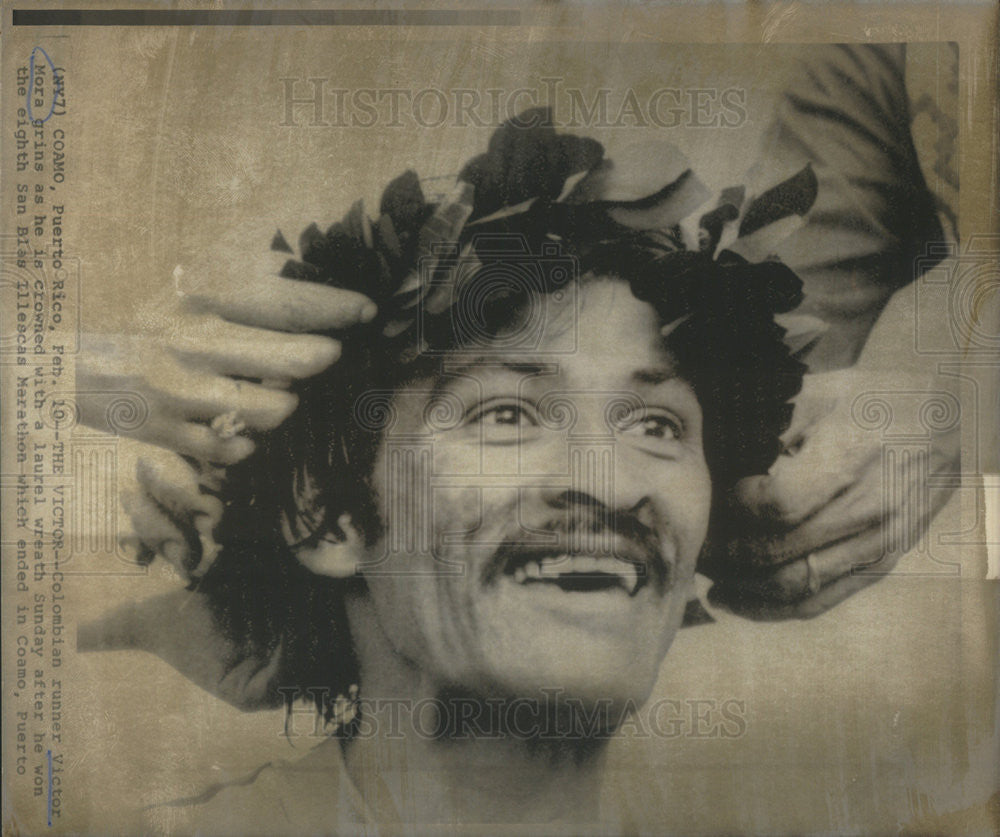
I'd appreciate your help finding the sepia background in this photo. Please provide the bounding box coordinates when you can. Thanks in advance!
[2,2,997,834]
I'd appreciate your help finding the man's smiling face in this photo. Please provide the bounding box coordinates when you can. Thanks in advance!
[359,278,712,712]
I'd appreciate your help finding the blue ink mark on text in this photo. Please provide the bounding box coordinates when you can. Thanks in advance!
[46,749,53,826]
[28,47,61,123]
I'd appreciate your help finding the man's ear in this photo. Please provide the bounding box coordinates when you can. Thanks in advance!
[293,513,364,578]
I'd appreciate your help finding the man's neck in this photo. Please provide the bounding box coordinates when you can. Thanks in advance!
[340,594,610,825]
[340,706,609,825]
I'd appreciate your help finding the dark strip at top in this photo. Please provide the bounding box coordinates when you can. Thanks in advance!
[12,8,521,26]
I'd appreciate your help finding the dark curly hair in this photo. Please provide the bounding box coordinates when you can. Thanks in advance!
[194,112,809,716]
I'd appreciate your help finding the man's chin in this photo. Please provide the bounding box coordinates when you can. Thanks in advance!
[481,642,665,719]
[471,574,685,707]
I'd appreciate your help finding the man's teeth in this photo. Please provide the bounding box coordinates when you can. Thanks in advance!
[511,555,641,594]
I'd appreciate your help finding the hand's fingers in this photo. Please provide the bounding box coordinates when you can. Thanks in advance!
[136,454,224,525]
[139,415,256,465]
[742,533,898,621]
[737,436,957,568]
[75,358,298,440]
[735,457,884,566]
[76,326,324,443]
[781,571,889,620]
[767,525,893,602]
[735,416,882,526]
[159,374,299,431]
[121,487,191,570]
[777,372,849,452]
[169,320,341,380]
[193,460,228,494]
[181,273,378,333]
[711,524,892,617]
[136,453,226,575]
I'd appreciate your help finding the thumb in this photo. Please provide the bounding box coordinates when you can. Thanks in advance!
[779,369,855,452]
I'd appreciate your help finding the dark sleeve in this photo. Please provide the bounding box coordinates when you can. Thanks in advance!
[766,44,944,369]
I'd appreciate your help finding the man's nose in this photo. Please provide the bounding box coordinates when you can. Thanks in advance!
[524,398,658,513]
[541,485,657,554]
[552,436,656,513]
[545,488,610,515]
[542,488,612,551]
[542,432,658,508]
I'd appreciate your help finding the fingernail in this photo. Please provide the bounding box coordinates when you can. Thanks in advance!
[358,301,378,323]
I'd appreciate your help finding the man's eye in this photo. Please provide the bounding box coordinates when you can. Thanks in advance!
[638,415,681,439]
[480,405,530,426]
[465,401,539,441]
[617,411,683,445]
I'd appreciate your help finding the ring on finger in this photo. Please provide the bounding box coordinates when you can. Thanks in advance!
[209,410,246,440]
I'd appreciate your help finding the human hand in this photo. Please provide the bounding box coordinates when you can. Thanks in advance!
[77,249,376,464]
[77,248,377,571]
[706,367,961,619]
[112,442,225,577]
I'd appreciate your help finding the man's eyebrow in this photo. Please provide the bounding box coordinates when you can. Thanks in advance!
[441,358,555,378]
[631,367,678,386]
[430,358,555,398]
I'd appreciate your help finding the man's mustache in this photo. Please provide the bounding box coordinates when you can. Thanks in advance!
[480,501,674,592]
